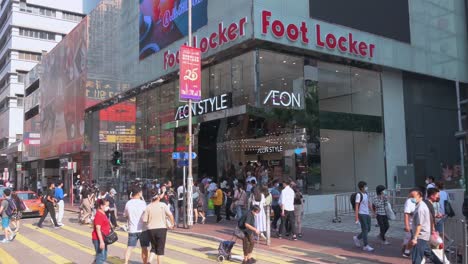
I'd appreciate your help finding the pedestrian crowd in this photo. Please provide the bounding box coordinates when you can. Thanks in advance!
[352,177,455,264]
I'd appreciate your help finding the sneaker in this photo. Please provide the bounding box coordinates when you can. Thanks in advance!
[292,235,297,241]
[1,238,10,243]
[58,223,64,227]
[363,245,374,252]
[382,240,391,245]
[298,233,303,238]
[249,258,257,263]
[402,252,410,258]
[9,232,16,241]
[54,225,61,229]
[37,225,43,229]
[278,235,283,239]
[353,236,362,247]
[260,233,267,240]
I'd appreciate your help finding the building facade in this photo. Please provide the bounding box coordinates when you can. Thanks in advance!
[26,0,468,212]
[0,0,86,188]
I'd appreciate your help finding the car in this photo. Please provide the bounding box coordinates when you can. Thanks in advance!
[15,191,45,217]
[0,190,45,218]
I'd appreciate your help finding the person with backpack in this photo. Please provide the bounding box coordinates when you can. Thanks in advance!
[11,192,26,233]
[352,181,374,252]
[0,188,16,243]
[37,182,60,229]
[238,205,261,264]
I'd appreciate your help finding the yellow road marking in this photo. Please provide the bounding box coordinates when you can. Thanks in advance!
[166,232,292,264]
[23,224,123,264]
[115,230,285,264]
[0,246,19,264]
[15,233,72,264]
[60,225,186,264]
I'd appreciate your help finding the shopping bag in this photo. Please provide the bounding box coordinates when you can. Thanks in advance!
[208,199,214,210]
[385,202,396,220]
[430,232,443,247]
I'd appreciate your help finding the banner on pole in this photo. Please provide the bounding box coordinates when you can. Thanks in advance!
[179,46,202,101]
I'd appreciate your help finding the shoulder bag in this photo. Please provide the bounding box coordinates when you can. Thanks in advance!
[102,227,118,245]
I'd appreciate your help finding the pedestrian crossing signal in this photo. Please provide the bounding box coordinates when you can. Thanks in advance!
[112,151,122,166]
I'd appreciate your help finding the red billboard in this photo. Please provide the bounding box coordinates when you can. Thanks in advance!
[179,45,201,101]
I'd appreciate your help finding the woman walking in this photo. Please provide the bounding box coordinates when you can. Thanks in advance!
[251,187,267,240]
[195,184,206,224]
[373,185,390,245]
[91,199,111,264]
[143,188,175,264]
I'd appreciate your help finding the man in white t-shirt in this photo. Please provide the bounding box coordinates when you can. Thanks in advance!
[402,195,416,258]
[123,186,149,264]
[353,181,374,252]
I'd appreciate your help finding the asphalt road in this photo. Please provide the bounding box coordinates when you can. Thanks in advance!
[0,211,310,264]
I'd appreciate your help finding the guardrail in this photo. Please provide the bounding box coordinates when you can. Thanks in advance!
[442,218,468,264]
[332,189,412,223]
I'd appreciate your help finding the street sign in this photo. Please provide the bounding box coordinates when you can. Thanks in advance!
[178,160,189,167]
[179,45,202,101]
[172,152,197,160]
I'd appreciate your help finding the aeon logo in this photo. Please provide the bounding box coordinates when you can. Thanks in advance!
[163,0,204,28]
[263,90,301,108]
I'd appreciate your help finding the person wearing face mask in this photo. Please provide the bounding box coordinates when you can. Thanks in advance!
[372,185,390,245]
[409,188,443,264]
[123,185,149,264]
[425,176,436,190]
[402,193,417,258]
[91,199,111,264]
[353,181,374,252]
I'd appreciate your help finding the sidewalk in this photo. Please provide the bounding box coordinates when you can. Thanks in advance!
[66,202,409,263]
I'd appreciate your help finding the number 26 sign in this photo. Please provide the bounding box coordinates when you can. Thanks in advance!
[179,46,202,101]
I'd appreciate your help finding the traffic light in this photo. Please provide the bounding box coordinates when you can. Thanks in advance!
[112,151,122,166]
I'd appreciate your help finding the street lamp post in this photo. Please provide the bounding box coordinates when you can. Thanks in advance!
[186,0,194,228]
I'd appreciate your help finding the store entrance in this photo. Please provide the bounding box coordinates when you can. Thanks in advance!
[198,120,220,180]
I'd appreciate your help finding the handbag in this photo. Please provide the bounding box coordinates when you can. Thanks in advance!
[385,202,396,220]
[445,200,455,218]
[102,227,118,245]
[234,227,245,239]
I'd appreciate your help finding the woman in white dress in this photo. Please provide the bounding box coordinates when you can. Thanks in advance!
[251,188,267,240]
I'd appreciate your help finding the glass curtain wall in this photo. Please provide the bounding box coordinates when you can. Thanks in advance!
[88,50,385,196]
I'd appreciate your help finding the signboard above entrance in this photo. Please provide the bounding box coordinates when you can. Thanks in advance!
[174,93,232,121]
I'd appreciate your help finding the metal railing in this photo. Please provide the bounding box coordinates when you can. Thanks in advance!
[443,218,468,264]
[332,189,412,223]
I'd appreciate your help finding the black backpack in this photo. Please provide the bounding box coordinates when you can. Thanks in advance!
[445,200,456,218]
[350,192,363,211]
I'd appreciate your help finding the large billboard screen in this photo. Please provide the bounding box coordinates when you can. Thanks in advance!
[139,0,208,60]
[40,18,88,158]
[309,0,411,43]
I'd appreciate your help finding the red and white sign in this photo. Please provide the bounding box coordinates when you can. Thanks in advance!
[179,46,202,101]
[164,17,248,70]
[261,10,376,59]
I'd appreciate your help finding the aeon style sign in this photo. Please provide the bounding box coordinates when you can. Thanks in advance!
[263,90,302,108]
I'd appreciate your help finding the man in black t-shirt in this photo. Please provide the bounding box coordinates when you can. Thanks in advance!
[37,182,60,228]
[239,205,260,264]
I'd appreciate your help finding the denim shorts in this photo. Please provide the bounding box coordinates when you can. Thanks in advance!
[127,231,150,247]
[2,217,10,229]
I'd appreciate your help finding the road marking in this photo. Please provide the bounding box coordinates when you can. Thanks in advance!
[15,233,72,264]
[166,232,291,264]
[60,225,186,264]
[23,224,123,264]
[0,246,19,264]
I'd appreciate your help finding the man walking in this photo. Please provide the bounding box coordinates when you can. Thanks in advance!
[0,189,15,243]
[123,186,149,264]
[409,188,442,264]
[37,182,60,229]
[353,181,374,251]
[54,181,67,226]
[270,181,281,231]
[278,179,296,240]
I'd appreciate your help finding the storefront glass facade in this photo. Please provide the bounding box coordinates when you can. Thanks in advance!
[88,50,385,194]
